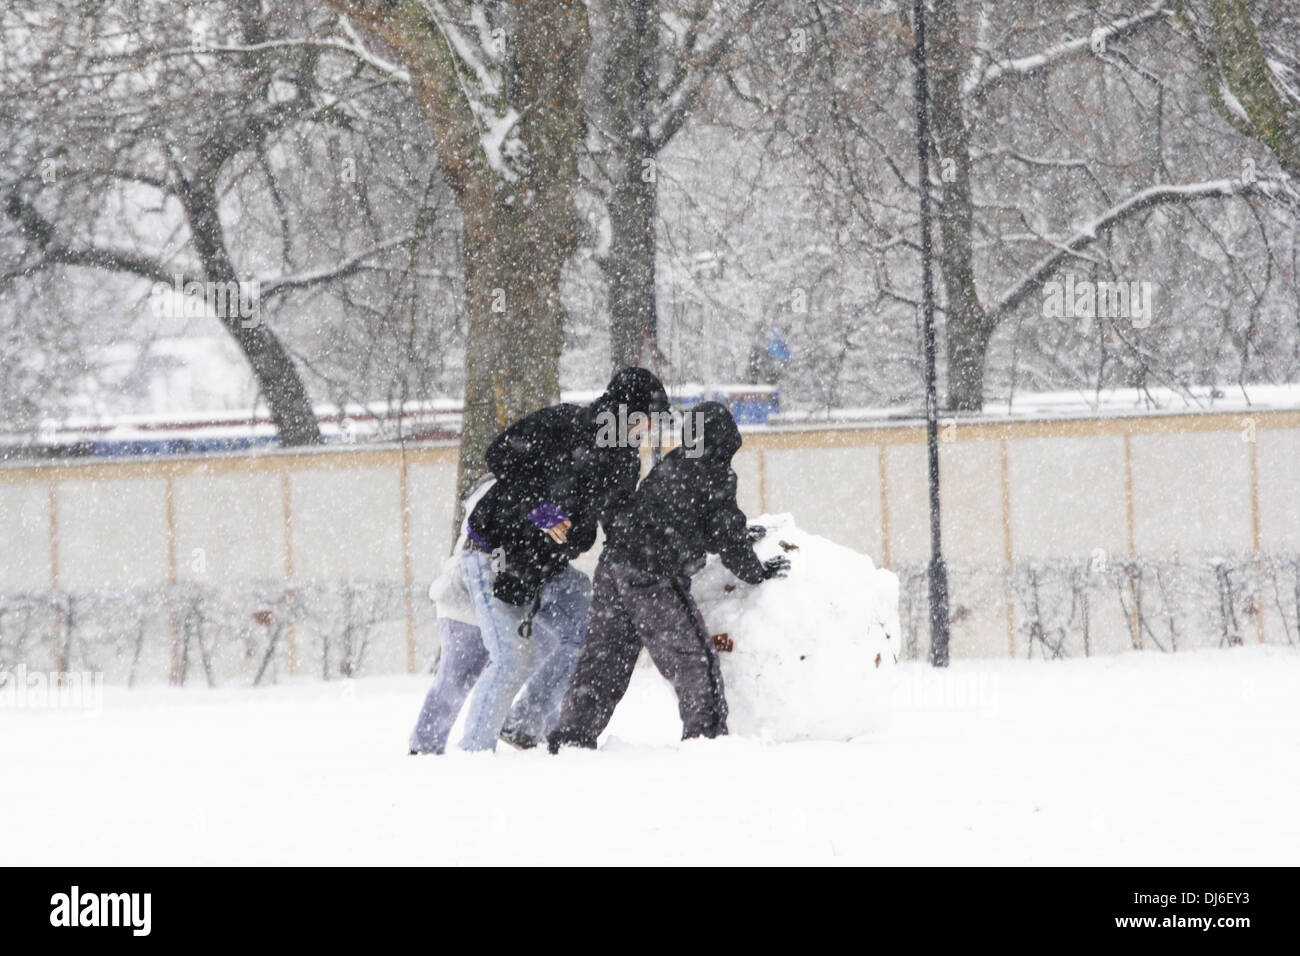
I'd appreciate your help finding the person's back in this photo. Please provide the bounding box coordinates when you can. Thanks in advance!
[470,401,631,590]
[468,367,667,605]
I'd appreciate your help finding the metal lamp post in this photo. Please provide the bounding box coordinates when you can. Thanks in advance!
[911,0,952,667]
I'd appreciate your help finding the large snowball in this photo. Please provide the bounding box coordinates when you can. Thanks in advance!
[692,513,900,742]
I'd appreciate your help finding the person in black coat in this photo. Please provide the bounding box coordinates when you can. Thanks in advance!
[456,367,669,752]
[547,401,789,751]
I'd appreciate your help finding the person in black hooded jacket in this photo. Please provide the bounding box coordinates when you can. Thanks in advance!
[455,367,668,752]
[547,401,789,752]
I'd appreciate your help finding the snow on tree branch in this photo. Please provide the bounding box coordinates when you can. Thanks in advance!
[418,0,501,98]
[468,3,505,66]
[414,0,524,181]
[336,17,414,83]
[649,0,770,150]
[259,233,419,300]
[964,3,1171,98]
[98,35,414,85]
[987,176,1283,326]
[1265,57,1300,110]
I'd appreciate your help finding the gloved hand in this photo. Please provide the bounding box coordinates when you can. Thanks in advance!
[528,502,572,543]
[762,555,791,579]
[746,524,767,543]
[681,554,707,577]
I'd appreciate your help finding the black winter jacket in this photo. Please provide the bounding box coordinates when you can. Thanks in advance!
[468,402,640,598]
[602,402,767,585]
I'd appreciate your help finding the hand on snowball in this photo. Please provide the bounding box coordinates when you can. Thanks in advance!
[762,555,791,579]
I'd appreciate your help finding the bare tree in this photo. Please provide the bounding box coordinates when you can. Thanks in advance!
[323,0,591,498]
[746,0,1297,411]
[587,0,772,368]
[1179,0,1300,180]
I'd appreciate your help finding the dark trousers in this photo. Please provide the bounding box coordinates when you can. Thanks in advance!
[549,557,728,748]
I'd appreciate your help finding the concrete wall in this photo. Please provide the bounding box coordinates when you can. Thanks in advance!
[2,408,1297,672]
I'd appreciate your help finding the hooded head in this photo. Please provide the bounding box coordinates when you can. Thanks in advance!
[592,367,669,420]
[688,400,742,463]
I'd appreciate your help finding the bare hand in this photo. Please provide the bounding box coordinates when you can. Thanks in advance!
[547,519,573,544]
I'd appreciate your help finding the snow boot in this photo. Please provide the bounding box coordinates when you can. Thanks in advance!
[498,725,538,750]
[546,729,597,754]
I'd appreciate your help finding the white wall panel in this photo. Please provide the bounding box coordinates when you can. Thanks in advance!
[290,467,401,582]
[57,478,168,589]
[0,484,52,591]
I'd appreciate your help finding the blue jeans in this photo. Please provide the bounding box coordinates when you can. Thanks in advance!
[409,618,489,755]
[459,548,592,751]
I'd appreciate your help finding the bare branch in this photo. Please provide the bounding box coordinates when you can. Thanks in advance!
[260,233,418,299]
[965,4,1171,98]
[987,177,1282,326]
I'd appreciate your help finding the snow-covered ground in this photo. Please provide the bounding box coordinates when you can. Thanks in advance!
[3,645,1296,865]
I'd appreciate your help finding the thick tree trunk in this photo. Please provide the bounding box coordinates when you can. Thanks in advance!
[457,1,588,497]
[605,145,658,369]
[601,0,659,370]
[329,0,590,499]
[1197,0,1300,178]
[928,0,988,412]
[458,196,567,489]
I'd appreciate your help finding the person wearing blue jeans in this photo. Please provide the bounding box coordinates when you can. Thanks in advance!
[407,553,591,754]
[409,471,593,754]
[458,546,591,751]
[435,367,667,753]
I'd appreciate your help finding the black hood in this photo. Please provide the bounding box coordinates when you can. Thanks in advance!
[590,366,669,421]
[693,401,742,462]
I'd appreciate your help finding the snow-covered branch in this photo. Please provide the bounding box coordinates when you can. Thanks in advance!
[259,233,418,300]
[649,0,771,150]
[987,177,1280,325]
[1265,57,1300,110]
[335,18,413,84]
[964,3,1170,98]
[414,0,522,181]
[89,35,413,85]
[418,0,501,98]
[970,146,1089,170]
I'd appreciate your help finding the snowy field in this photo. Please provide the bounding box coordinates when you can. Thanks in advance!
[2,646,1297,866]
